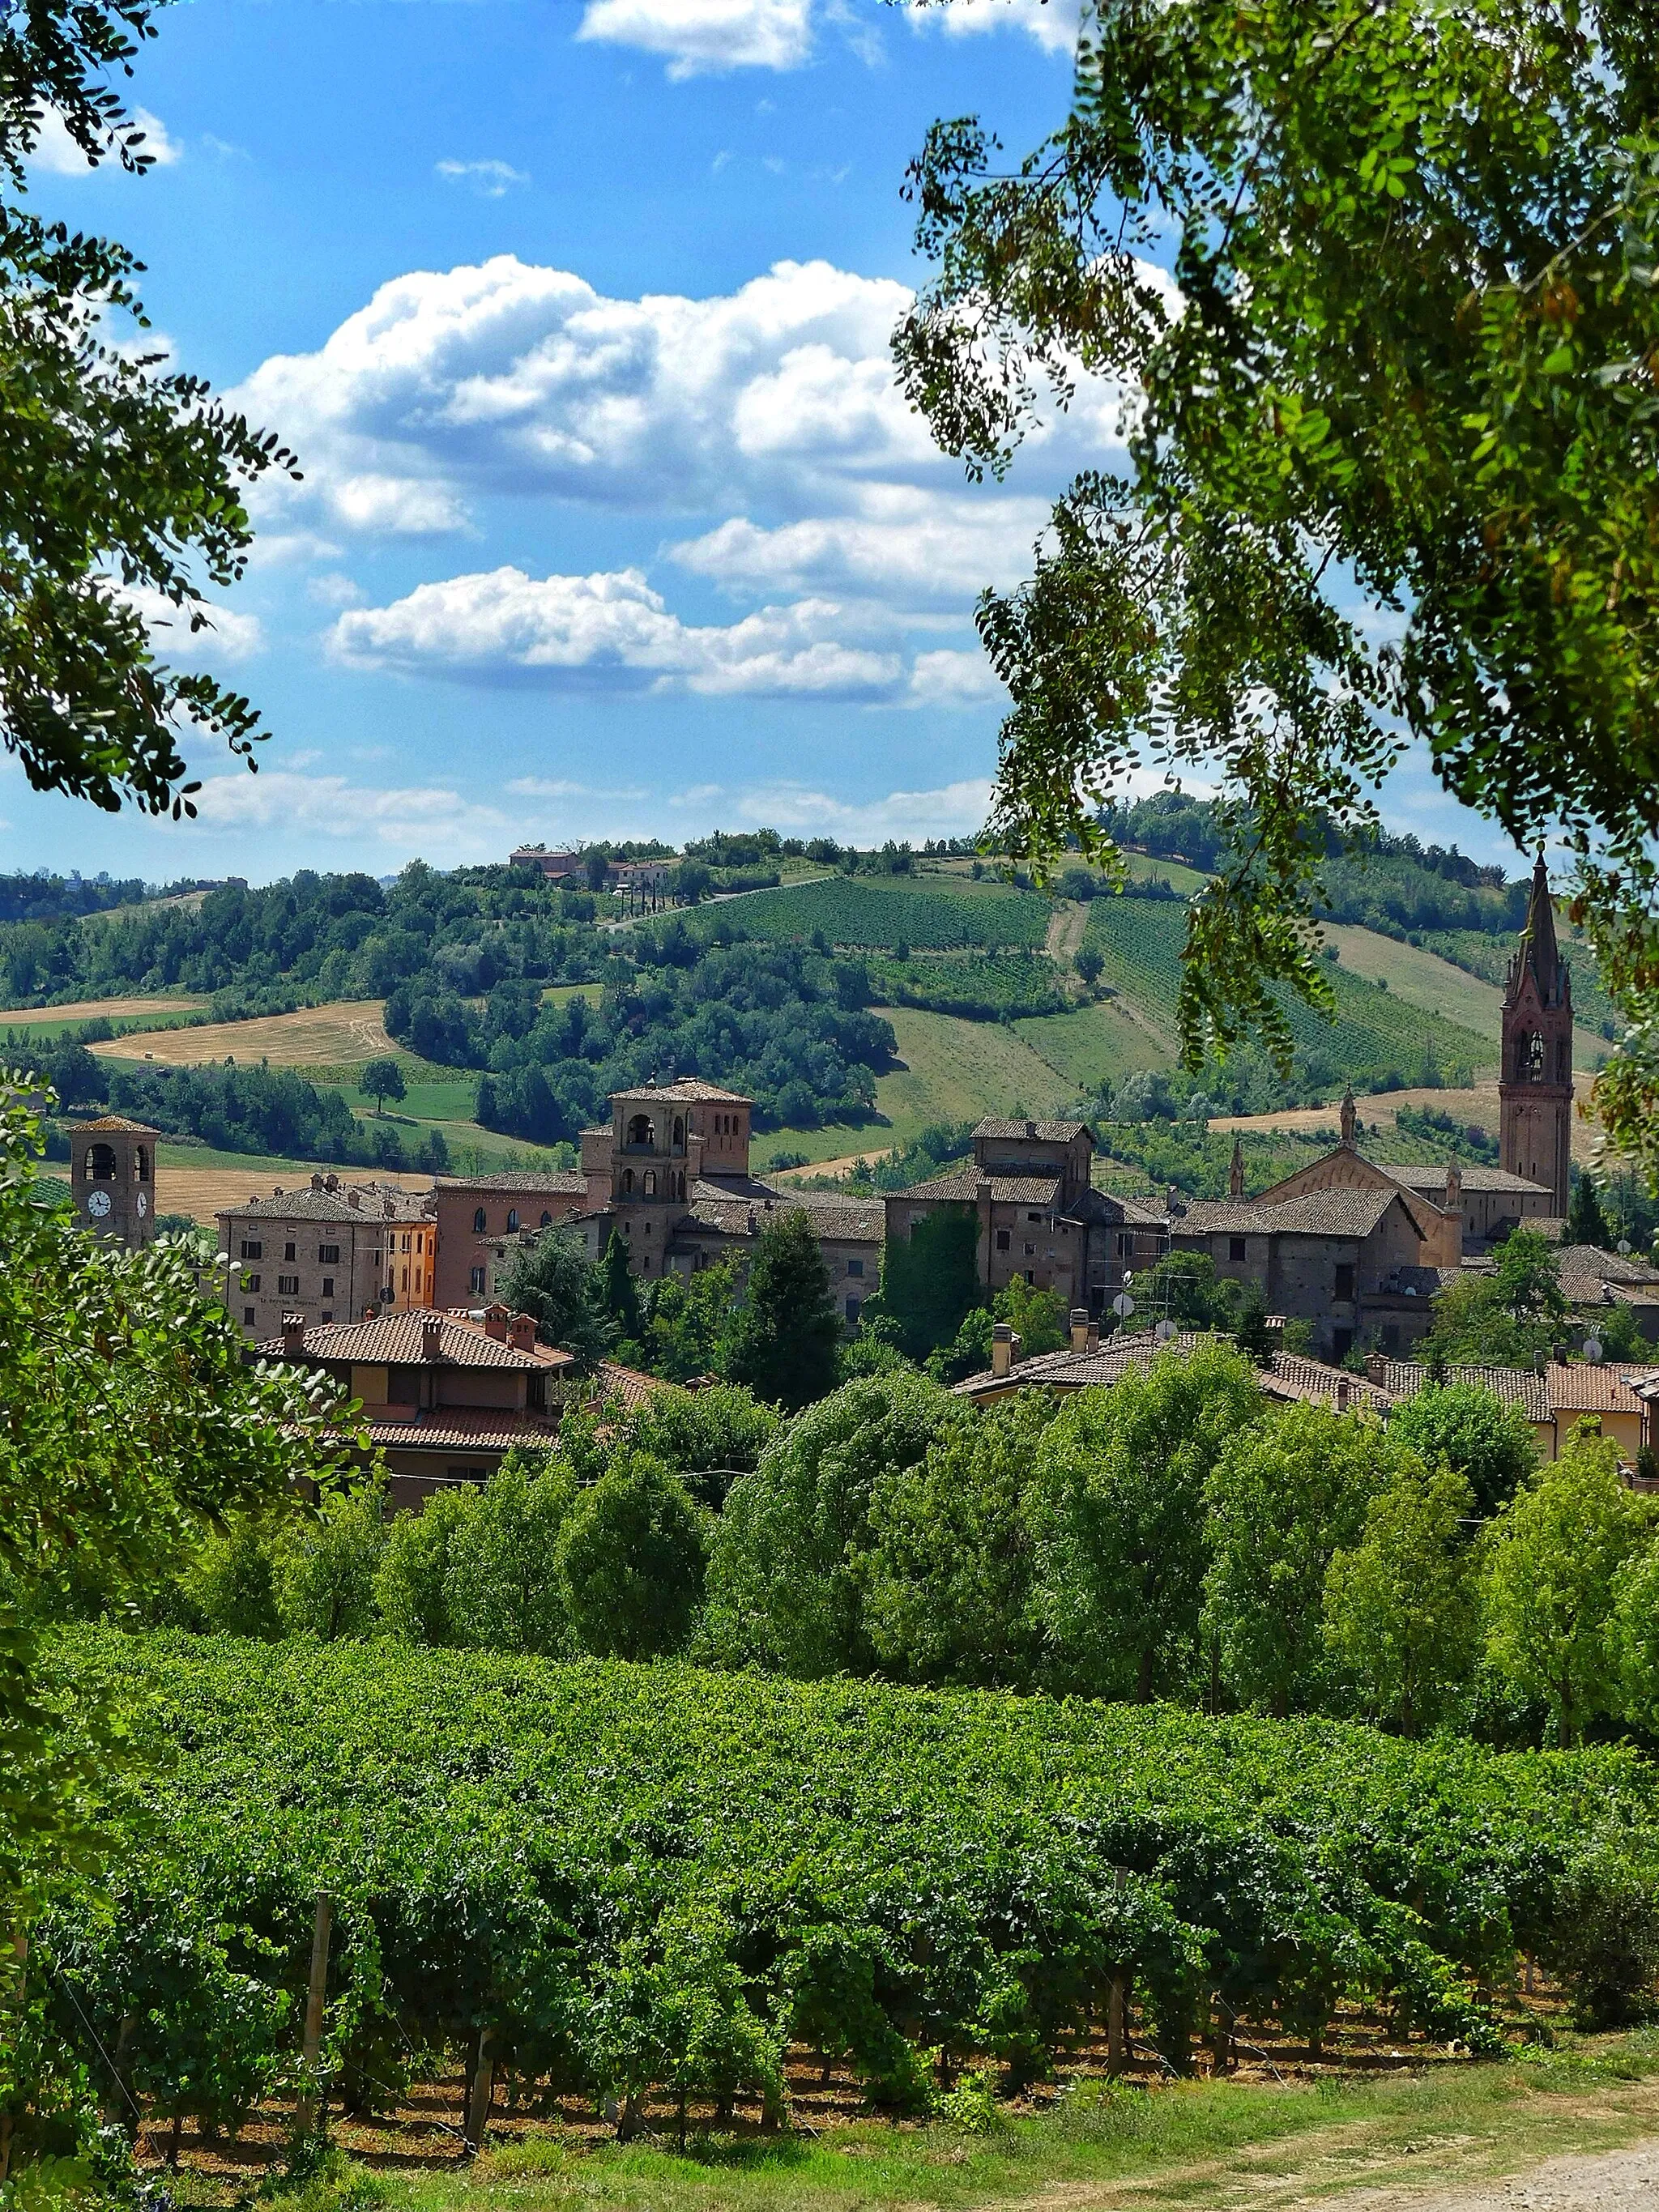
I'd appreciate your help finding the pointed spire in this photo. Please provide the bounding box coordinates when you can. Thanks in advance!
[1522,850,1562,1001]
[1340,1084,1357,1149]
[1229,1134,1245,1199]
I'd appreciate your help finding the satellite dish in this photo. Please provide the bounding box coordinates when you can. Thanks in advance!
[1154,1318,1177,1342]
[1618,1239,1632,1255]
[1112,1292,1137,1318]
[1584,1336,1604,1363]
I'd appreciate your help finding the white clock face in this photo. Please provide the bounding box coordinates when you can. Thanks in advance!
[87,1189,112,1217]
[136,1191,147,1217]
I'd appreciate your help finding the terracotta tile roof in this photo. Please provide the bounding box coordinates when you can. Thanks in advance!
[435,1170,588,1194]
[676,1191,884,1243]
[1259,1354,1393,1413]
[71,1114,161,1134]
[1556,1243,1659,1287]
[898,1170,1066,1206]
[365,1413,564,1452]
[1068,1187,1170,1228]
[261,1309,571,1370]
[1378,1360,1551,1421]
[588,1360,672,1410]
[953,1330,1219,1396]
[1175,1191,1401,1238]
[225,1188,428,1224]
[612,1078,752,1104]
[972,1118,1093,1143]
[1547,1361,1652,1415]
[1385,1163,1550,1195]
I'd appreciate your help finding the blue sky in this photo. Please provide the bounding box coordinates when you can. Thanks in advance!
[5,0,1525,884]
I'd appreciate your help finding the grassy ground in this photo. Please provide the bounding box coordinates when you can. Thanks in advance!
[1013,999,1176,1093]
[168,2037,1659,2212]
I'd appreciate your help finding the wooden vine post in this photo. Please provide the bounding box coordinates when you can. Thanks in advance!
[1107,1865,1129,2076]
[0,1926,28,2184]
[464,2027,493,2153]
[293,1895,333,2141]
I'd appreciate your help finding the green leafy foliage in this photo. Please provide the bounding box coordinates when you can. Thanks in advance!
[1427,1230,1570,1367]
[499,1227,613,1373]
[556,1455,706,1662]
[896,0,1659,1157]
[358,1059,405,1115]
[1324,1461,1481,1737]
[864,1206,982,1362]
[1388,1383,1538,1519]
[38,1625,1659,2120]
[723,1210,842,1413]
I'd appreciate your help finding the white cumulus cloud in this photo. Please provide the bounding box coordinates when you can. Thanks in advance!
[672,487,1049,606]
[29,104,180,174]
[684,776,996,843]
[331,565,905,699]
[578,0,814,75]
[187,769,516,863]
[121,586,264,663]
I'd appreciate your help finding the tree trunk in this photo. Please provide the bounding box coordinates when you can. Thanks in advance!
[1137,1646,1154,1703]
[168,2109,183,2169]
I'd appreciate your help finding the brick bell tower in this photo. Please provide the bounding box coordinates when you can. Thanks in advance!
[70,1114,160,1249]
[1499,857,1573,1216]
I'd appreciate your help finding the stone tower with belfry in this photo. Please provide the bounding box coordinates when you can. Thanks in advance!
[1499,856,1574,1216]
[70,1114,160,1249]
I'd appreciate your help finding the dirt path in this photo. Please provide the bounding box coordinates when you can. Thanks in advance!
[1350,2139,1659,2210]
[1046,902,1089,965]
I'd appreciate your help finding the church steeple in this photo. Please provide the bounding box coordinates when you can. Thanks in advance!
[1229,1134,1245,1199]
[1499,852,1573,1214]
[1339,1084,1357,1149]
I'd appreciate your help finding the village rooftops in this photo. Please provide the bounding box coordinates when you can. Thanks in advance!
[259,1307,573,1371]
[970,1118,1094,1144]
[1384,1163,1551,1196]
[902,1170,1068,1207]
[227,1183,433,1224]
[1176,1190,1402,1238]
[433,1170,588,1195]
[678,1188,885,1242]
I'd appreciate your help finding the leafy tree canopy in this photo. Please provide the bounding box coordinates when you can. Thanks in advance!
[723,1209,842,1413]
[499,1226,613,1373]
[898,0,1659,1169]
[0,0,296,816]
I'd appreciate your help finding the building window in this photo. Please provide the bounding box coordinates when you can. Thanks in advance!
[401,1268,409,1292]
[1117,1233,1133,1256]
[540,1210,552,1228]
[446,1466,488,1483]
[1229,1238,1247,1263]
[322,1277,335,1298]
[278,1274,300,1296]
[240,1239,262,1260]
[847,1258,864,1278]
[284,1242,296,1262]
[470,1265,486,1294]
[506,1208,519,1233]
[845,1295,861,1323]
[245,1273,262,1292]
[1334,1263,1356,1302]
[244,1306,255,1325]
[1027,1211,1041,1223]
[996,1229,1010,1251]
[318,1243,340,1264]
[674,1116,684,1146]
[1026,1269,1036,1286]
[623,1169,634,1195]
[1025,1242,1035,1257]
[321,1313,333,1324]
[473,1207,487,1234]
[643,1171,656,1196]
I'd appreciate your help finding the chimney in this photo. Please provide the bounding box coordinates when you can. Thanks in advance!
[281,1312,306,1357]
[311,1174,324,1191]
[992,1321,1014,1379]
[483,1304,510,1341]
[1365,1349,1388,1388]
[507,1311,536,1353]
[1070,1307,1090,1353]
[1533,1349,1546,1375]
[1026,1119,1037,1138]
[421,1315,444,1362]
[1086,1319,1100,1349]
[348,1189,361,1210]
[1336,1378,1351,1413]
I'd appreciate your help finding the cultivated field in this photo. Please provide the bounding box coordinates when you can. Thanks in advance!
[1014,997,1178,1090]
[1209,1080,1606,1166]
[90,999,396,1068]
[156,1154,435,1225]
[1323,923,1610,1070]
[0,994,207,1024]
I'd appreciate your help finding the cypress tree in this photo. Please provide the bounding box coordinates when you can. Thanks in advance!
[724,1208,842,1410]
[599,1226,642,1341]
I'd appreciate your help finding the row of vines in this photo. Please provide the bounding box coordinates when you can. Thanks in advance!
[24,1630,1658,2150]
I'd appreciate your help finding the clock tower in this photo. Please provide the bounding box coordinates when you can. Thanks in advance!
[71,1114,160,1248]
[1499,857,1574,1217]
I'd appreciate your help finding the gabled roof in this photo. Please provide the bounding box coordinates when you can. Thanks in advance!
[1259,1354,1392,1414]
[224,1187,432,1224]
[897,1170,1066,1206]
[1555,1243,1659,1288]
[1374,1359,1551,1422]
[1384,1163,1550,1196]
[972,1118,1093,1143]
[1548,1360,1657,1414]
[676,1191,884,1243]
[366,1413,564,1452]
[952,1329,1218,1396]
[612,1079,752,1105]
[435,1171,588,1195]
[1175,1189,1401,1238]
[587,1360,673,1411]
[71,1114,160,1135]
[262,1309,572,1370]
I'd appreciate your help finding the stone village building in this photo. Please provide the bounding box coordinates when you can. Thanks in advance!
[215,1175,437,1345]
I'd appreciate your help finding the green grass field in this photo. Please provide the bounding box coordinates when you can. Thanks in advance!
[1013,999,1175,1093]
[224,2037,1659,2212]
